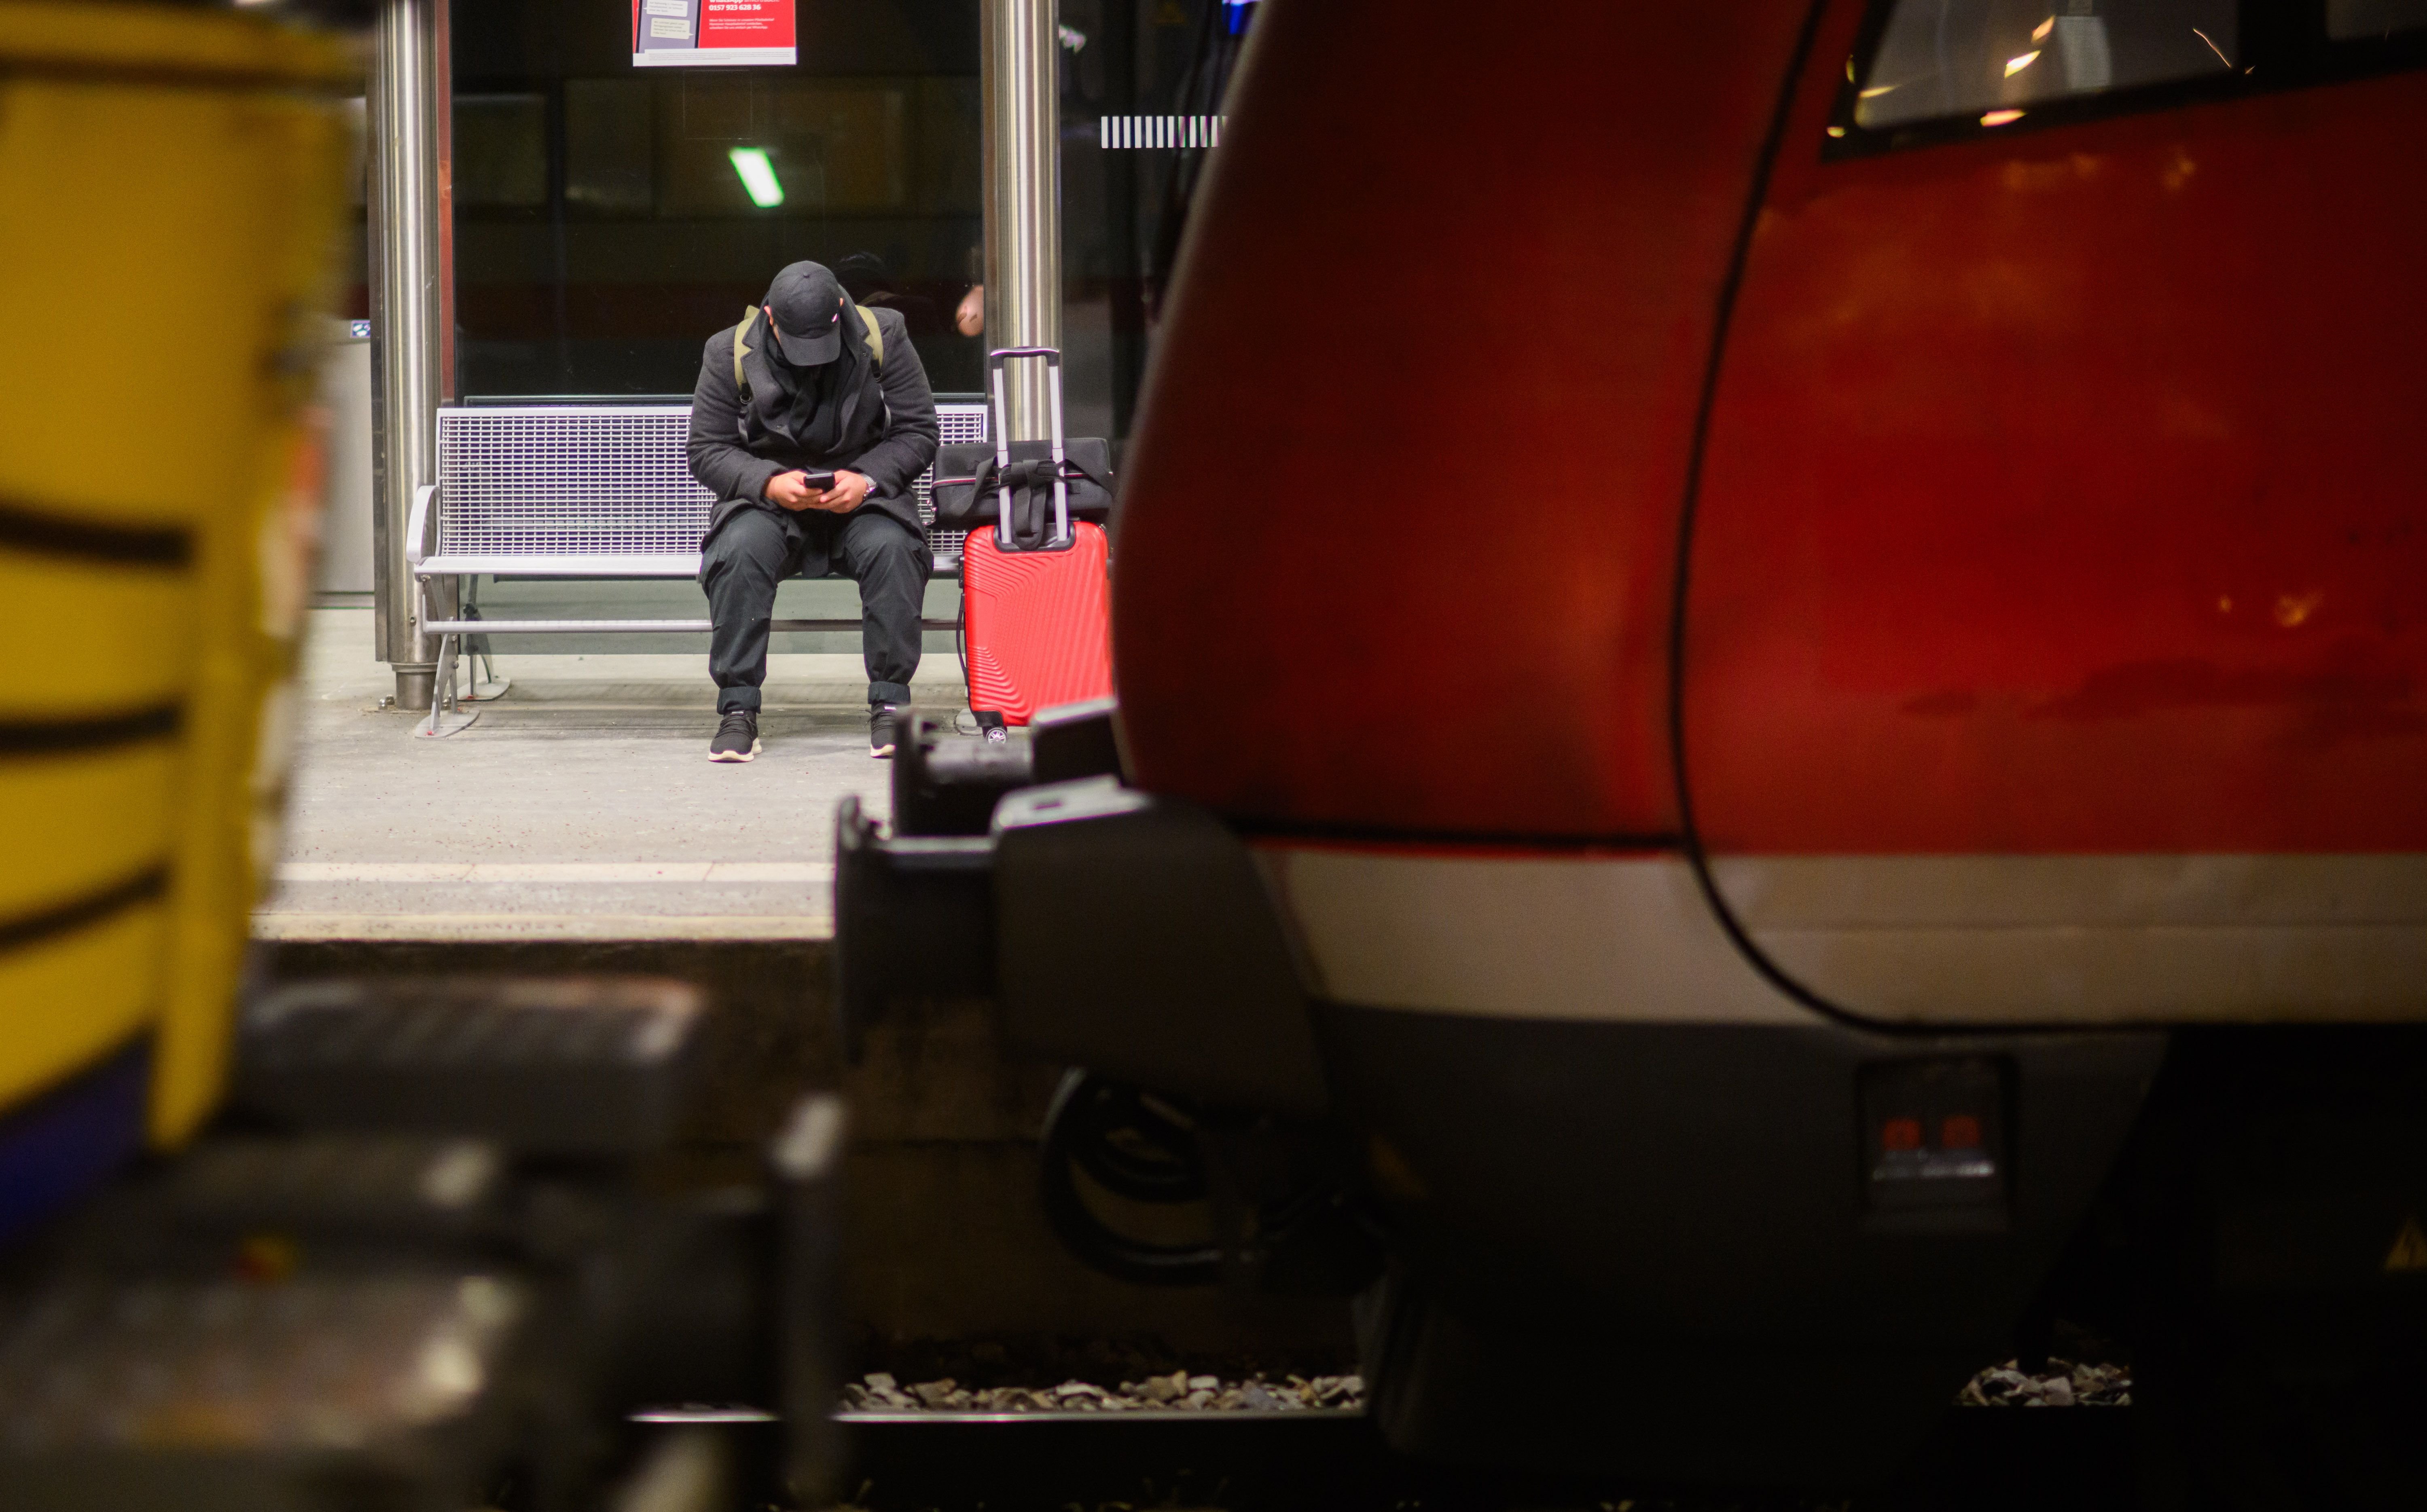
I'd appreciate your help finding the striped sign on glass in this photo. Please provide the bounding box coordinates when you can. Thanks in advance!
[1098,115,1228,149]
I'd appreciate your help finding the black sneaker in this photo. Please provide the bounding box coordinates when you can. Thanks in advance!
[708,709,760,763]
[870,703,904,759]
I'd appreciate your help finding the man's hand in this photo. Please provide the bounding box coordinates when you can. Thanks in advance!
[811,471,873,512]
[764,470,818,510]
[764,471,871,512]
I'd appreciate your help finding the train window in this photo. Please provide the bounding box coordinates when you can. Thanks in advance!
[1854,0,2236,131]
[1833,0,2427,154]
[2330,0,2427,38]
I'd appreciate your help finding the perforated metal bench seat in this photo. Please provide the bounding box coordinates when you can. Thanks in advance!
[414,402,986,577]
[405,402,987,734]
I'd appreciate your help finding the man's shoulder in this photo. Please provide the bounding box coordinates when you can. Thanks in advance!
[703,323,743,359]
[867,305,911,341]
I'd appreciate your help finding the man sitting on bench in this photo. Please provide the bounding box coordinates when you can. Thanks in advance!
[689,260,940,761]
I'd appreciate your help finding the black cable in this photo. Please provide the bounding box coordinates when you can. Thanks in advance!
[1663,0,1932,1038]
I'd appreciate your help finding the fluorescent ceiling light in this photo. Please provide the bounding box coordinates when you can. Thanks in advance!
[729,147,784,208]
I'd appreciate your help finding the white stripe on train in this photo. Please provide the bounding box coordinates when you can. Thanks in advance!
[1259,848,2427,1027]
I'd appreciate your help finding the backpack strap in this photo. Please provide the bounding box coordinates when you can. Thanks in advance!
[858,305,891,434]
[732,306,757,404]
[857,305,884,370]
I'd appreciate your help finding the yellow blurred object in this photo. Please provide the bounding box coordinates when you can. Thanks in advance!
[0,905,167,1114]
[0,2,360,1146]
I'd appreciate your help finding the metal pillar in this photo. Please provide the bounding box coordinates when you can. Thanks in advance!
[369,0,447,709]
[982,0,1061,441]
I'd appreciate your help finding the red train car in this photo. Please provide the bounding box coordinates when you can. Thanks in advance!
[846,0,2427,1500]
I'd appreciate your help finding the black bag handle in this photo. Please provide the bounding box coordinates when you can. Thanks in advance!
[964,456,1042,548]
[940,451,1112,548]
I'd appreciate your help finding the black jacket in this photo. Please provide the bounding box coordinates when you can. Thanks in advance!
[687,305,941,545]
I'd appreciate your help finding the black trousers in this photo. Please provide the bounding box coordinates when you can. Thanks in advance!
[701,503,929,713]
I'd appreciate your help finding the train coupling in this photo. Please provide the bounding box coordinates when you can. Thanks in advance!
[834,701,1378,1294]
[834,702,1324,1116]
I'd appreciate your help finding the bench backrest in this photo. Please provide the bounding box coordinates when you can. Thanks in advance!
[434,402,989,567]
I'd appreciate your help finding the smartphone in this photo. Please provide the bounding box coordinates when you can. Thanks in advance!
[799,469,838,491]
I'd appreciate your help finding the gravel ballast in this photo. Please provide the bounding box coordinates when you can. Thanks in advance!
[845,1358,2131,1414]
[1957,1358,2131,1407]
[841,1370,1366,1413]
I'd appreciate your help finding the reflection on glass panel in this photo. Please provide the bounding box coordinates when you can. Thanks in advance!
[1059,0,1253,439]
[453,94,547,207]
[1856,0,2235,129]
[2328,0,2427,37]
[779,85,909,208]
[341,97,368,318]
[566,79,653,213]
[915,77,983,214]
[344,97,367,207]
[658,78,909,215]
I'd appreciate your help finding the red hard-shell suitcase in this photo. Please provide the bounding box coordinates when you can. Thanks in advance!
[959,347,1114,727]
[963,522,1112,723]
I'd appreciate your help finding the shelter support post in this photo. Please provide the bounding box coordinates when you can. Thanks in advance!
[369,0,449,710]
[983,0,1061,441]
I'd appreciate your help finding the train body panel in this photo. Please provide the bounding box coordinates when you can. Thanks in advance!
[845,0,2427,1490]
[1115,0,1818,839]
[1675,13,2427,1023]
[1692,61,2427,857]
[1110,0,2427,1030]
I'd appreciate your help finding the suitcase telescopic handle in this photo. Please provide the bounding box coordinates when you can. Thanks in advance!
[986,346,1069,550]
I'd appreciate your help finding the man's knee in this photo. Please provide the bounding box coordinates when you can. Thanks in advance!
[703,509,791,589]
[842,517,928,588]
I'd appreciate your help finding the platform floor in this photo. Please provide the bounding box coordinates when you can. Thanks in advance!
[257,608,965,941]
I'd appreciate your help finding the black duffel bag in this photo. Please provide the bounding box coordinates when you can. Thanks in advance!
[931,438,1116,550]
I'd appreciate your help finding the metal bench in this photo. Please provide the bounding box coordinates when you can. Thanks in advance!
[406,401,987,736]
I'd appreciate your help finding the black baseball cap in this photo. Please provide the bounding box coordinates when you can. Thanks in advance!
[763,261,845,365]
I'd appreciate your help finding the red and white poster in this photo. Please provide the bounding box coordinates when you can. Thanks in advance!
[633,0,796,67]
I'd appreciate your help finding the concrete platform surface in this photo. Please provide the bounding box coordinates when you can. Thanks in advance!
[259,607,965,941]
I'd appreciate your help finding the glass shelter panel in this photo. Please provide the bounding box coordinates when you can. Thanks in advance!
[1057,0,1256,441]
[451,0,984,399]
